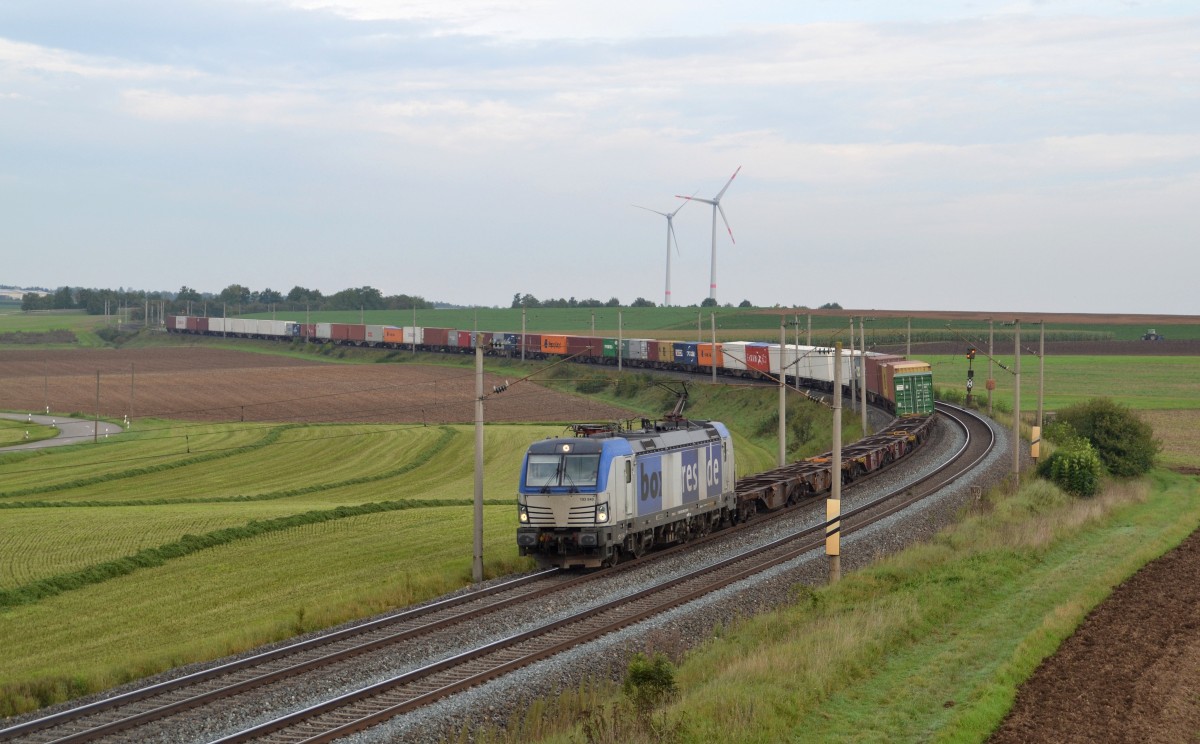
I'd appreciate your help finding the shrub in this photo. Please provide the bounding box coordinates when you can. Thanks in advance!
[622,652,677,714]
[1038,439,1105,497]
[1053,398,1160,477]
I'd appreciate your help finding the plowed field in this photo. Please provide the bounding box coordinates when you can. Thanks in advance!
[0,348,632,424]
[990,527,1200,743]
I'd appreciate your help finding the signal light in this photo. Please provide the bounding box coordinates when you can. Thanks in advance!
[966,347,976,360]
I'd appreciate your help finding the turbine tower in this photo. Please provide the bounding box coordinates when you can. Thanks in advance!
[632,198,690,307]
[677,166,740,303]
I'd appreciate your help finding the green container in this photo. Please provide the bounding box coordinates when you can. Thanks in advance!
[602,338,619,358]
[894,371,934,417]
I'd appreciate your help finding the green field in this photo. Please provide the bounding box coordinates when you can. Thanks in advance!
[0,420,56,447]
[1,311,1197,722]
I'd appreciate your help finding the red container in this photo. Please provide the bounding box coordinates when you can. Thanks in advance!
[456,330,473,348]
[330,323,364,342]
[196,316,209,333]
[186,316,202,332]
[865,354,905,397]
[522,333,542,354]
[566,335,600,357]
[745,343,771,374]
[298,323,316,339]
[423,327,450,346]
[476,331,494,349]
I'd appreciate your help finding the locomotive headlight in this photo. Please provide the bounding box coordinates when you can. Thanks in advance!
[518,503,529,524]
[596,502,609,524]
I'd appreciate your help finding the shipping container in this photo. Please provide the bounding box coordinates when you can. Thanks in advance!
[864,354,905,397]
[423,327,450,347]
[456,331,473,348]
[364,325,387,345]
[315,322,333,341]
[745,343,771,375]
[208,317,227,334]
[673,342,698,367]
[403,326,424,346]
[697,343,723,368]
[543,334,569,355]
[476,331,494,350]
[522,333,542,355]
[893,372,935,417]
[196,316,209,333]
[655,340,675,364]
[565,336,602,358]
[622,339,651,361]
[185,316,201,333]
[383,327,404,345]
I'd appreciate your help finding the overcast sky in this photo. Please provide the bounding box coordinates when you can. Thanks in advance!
[2,1,1197,313]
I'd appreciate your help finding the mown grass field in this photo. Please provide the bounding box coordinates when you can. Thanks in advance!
[0,420,56,447]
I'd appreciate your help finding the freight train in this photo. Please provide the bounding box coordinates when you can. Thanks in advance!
[163,314,936,570]
[165,315,934,417]
[516,398,935,568]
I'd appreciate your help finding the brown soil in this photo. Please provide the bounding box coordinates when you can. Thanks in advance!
[0,348,633,425]
[989,526,1200,743]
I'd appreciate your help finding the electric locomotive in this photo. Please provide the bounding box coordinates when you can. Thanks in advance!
[516,415,737,569]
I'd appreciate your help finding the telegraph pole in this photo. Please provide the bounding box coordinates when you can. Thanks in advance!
[618,311,623,373]
[711,313,717,384]
[987,319,995,416]
[1013,320,1021,482]
[859,317,867,435]
[828,341,843,583]
[473,344,485,583]
[848,317,856,414]
[779,319,787,467]
[906,317,911,358]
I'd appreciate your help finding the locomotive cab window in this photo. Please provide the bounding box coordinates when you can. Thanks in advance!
[526,453,600,488]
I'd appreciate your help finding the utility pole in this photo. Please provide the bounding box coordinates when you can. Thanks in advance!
[129,363,135,425]
[828,341,843,584]
[859,317,867,435]
[1013,319,1021,483]
[618,311,623,373]
[521,304,526,362]
[94,371,100,443]
[906,317,911,358]
[988,319,995,417]
[473,344,485,583]
[779,319,787,467]
[1038,321,1045,432]
[848,317,857,414]
[807,314,812,346]
[711,313,717,384]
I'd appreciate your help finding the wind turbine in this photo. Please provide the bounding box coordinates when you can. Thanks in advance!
[677,166,741,303]
[632,196,691,307]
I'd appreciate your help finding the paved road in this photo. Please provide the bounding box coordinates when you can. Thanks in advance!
[0,412,123,451]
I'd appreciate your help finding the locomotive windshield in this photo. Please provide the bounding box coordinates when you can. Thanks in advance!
[525,453,600,489]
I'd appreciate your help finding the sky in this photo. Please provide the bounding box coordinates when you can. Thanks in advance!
[2,1,1198,314]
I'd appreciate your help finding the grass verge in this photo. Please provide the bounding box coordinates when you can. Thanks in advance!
[472,469,1200,743]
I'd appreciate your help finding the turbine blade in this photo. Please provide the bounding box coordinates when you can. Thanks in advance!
[718,202,735,244]
[677,195,717,206]
[669,220,681,256]
[669,189,699,218]
[715,165,741,200]
[632,204,669,217]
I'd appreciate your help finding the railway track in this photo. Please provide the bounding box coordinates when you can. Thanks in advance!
[2,403,991,744]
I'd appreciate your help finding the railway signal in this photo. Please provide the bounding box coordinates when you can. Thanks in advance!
[965,347,976,405]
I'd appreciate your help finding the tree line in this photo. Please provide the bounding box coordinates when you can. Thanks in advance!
[21,285,434,317]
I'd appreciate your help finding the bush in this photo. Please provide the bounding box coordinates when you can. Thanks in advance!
[1052,398,1160,477]
[622,652,677,714]
[1038,439,1105,497]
